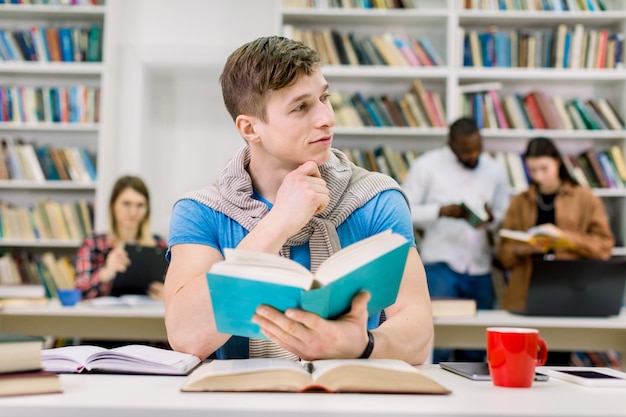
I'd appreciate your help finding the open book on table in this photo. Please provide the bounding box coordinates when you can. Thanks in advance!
[499,226,573,249]
[41,344,201,375]
[181,358,451,394]
[207,229,411,339]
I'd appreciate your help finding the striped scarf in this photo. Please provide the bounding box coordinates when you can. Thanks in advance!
[182,145,405,359]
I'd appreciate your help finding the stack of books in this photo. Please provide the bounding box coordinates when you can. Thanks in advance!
[0,332,62,397]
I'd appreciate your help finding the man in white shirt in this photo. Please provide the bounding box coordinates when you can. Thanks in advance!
[402,117,510,362]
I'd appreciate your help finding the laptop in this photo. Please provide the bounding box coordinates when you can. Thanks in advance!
[110,244,169,297]
[514,258,626,317]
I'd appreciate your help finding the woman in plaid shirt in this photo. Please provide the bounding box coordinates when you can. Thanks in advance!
[75,175,167,299]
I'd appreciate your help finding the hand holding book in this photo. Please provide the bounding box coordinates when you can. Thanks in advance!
[460,201,492,228]
[207,230,410,340]
[499,224,574,251]
[440,201,491,228]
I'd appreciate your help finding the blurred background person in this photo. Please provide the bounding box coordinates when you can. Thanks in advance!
[75,175,167,300]
[497,136,614,312]
[403,117,510,363]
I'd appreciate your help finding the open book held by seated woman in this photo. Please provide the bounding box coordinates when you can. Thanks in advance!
[497,137,614,312]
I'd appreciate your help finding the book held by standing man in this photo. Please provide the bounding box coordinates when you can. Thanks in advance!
[207,230,411,339]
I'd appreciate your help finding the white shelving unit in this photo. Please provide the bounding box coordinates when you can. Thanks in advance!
[279,0,626,254]
[0,2,107,252]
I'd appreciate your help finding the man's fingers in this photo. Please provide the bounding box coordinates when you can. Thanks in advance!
[297,160,322,178]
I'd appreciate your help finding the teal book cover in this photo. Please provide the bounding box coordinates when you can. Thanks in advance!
[207,231,411,340]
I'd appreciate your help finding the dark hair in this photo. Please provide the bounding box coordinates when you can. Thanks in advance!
[524,137,577,185]
[108,175,152,242]
[449,117,479,142]
[219,36,321,122]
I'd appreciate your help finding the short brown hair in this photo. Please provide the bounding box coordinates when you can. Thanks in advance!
[219,36,320,122]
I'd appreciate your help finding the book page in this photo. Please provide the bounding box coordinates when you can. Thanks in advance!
[214,249,313,288]
[182,358,312,392]
[499,229,532,242]
[189,358,308,378]
[315,230,407,286]
[309,359,451,394]
[309,358,419,380]
[42,345,107,373]
[86,345,200,374]
[527,225,560,237]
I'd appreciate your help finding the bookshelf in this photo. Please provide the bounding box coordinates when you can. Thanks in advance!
[279,0,626,255]
[0,2,106,260]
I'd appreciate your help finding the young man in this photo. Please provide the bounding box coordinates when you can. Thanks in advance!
[402,117,510,362]
[164,36,433,364]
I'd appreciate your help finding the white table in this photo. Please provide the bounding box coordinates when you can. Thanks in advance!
[3,304,626,366]
[434,310,626,369]
[0,365,624,417]
[0,301,167,341]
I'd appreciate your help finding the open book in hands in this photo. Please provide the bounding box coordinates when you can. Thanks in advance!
[41,344,201,375]
[207,230,411,339]
[499,225,573,249]
[181,358,451,394]
[460,201,489,228]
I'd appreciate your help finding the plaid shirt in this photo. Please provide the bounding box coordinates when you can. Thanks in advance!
[75,233,167,299]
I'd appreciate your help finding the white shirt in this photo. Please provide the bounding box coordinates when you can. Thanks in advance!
[402,146,510,275]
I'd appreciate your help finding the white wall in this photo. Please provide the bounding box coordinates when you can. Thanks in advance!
[97,0,280,236]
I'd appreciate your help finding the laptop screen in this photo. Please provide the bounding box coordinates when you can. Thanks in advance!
[520,258,626,317]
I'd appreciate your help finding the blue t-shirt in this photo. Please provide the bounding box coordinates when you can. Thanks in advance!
[168,188,415,358]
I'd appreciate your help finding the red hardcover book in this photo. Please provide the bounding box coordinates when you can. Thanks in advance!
[522,93,548,129]
[531,90,562,129]
[595,29,609,69]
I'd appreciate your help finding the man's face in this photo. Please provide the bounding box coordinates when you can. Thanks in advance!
[449,132,482,169]
[253,69,335,168]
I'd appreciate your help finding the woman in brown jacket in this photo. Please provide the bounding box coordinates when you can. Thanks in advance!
[498,137,614,312]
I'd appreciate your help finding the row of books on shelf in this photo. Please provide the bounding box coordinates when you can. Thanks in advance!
[463,0,609,11]
[0,140,97,182]
[459,84,624,131]
[495,146,626,194]
[283,26,444,67]
[462,24,623,69]
[0,198,94,241]
[0,249,73,295]
[0,86,101,124]
[282,0,413,8]
[0,25,103,63]
[331,80,446,128]
[341,144,626,193]
[342,144,419,183]
[571,351,621,370]
[0,250,75,300]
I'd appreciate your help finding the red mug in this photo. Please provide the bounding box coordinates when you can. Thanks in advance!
[487,327,548,388]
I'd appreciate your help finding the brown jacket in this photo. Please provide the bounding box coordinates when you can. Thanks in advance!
[497,182,614,311]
